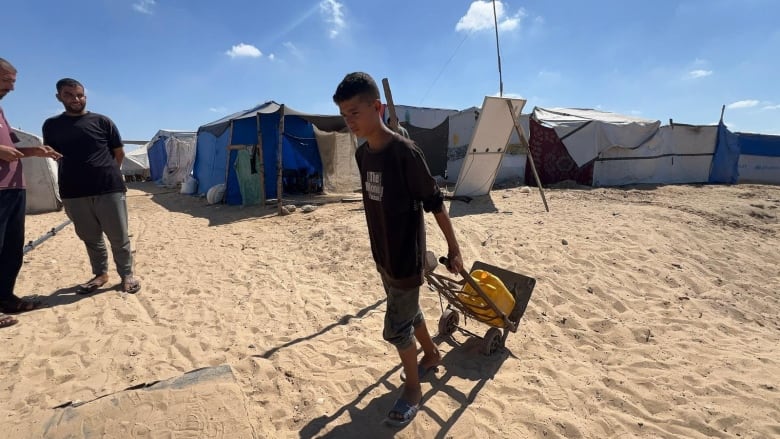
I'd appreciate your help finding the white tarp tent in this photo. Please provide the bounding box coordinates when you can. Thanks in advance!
[13,128,62,214]
[593,124,718,186]
[121,146,150,181]
[535,107,661,167]
[454,96,526,197]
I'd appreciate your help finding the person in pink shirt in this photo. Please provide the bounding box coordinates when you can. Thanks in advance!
[0,57,61,322]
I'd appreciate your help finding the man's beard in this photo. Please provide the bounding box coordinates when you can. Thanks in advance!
[65,102,85,113]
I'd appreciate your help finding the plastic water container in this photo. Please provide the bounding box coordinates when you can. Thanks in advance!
[459,269,515,328]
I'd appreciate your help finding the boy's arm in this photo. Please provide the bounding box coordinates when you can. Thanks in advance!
[433,206,464,275]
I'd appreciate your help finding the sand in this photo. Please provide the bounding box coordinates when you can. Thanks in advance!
[2,182,779,438]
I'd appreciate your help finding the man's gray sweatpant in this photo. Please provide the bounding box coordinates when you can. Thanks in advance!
[63,192,134,278]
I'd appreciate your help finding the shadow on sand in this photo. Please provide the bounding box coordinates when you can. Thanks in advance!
[297,334,511,439]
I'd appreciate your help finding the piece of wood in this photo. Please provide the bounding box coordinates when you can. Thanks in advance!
[277,105,285,215]
[381,78,399,131]
[506,100,549,212]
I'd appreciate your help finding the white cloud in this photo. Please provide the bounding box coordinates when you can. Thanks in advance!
[727,100,760,109]
[132,0,156,15]
[320,0,345,38]
[456,1,525,33]
[209,107,227,113]
[762,104,780,110]
[268,53,276,61]
[688,69,712,79]
[225,43,262,59]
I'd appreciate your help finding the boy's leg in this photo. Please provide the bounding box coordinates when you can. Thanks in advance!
[63,196,110,277]
[414,321,441,370]
[383,281,426,405]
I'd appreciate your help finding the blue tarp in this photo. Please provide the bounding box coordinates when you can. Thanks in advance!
[737,132,780,157]
[708,121,740,184]
[147,136,168,182]
[193,101,344,205]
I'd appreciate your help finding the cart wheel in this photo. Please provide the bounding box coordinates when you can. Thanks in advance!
[481,327,503,356]
[438,309,459,337]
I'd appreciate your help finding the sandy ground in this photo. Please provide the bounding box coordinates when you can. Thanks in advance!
[2,182,779,438]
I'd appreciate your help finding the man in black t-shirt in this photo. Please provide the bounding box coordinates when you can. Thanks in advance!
[42,78,141,295]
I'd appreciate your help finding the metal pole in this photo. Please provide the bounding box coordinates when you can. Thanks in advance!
[23,220,72,254]
[492,0,504,97]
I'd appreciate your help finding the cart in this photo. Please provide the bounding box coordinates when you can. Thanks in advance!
[424,252,536,355]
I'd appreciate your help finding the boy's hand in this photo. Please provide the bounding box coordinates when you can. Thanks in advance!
[0,144,25,161]
[447,248,464,275]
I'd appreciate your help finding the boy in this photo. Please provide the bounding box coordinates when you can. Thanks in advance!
[333,72,464,426]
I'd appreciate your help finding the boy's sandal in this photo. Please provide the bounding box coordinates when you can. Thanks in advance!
[0,313,19,328]
[384,397,420,427]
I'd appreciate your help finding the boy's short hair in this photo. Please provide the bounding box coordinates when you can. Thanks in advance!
[56,78,84,93]
[333,72,380,104]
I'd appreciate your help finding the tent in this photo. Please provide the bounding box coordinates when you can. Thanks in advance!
[121,146,150,181]
[146,130,196,187]
[192,101,352,205]
[736,132,780,184]
[526,107,719,187]
[13,128,62,214]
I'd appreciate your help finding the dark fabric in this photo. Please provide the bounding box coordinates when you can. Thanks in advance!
[404,119,449,178]
[356,135,443,289]
[526,117,594,186]
[0,189,25,299]
[42,112,126,198]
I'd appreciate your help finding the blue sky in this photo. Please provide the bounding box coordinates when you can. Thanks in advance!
[4,0,779,143]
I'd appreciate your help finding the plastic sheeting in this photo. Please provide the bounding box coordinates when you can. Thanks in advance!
[233,148,263,206]
[534,107,661,167]
[314,126,360,194]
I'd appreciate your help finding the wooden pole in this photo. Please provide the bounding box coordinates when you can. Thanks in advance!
[506,100,548,212]
[223,121,234,205]
[277,105,285,215]
[381,78,399,131]
[256,112,265,206]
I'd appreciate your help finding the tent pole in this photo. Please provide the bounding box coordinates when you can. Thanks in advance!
[256,112,265,206]
[506,100,548,212]
[277,105,285,215]
[224,121,234,205]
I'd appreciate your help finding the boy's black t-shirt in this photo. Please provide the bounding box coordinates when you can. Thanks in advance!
[42,112,126,199]
[356,135,444,289]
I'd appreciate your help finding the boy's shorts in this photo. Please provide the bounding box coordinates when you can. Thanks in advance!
[382,279,424,350]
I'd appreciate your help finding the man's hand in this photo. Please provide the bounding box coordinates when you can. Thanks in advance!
[0,144,25,161]
[38,145,63,160]
[19,145,63,160]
